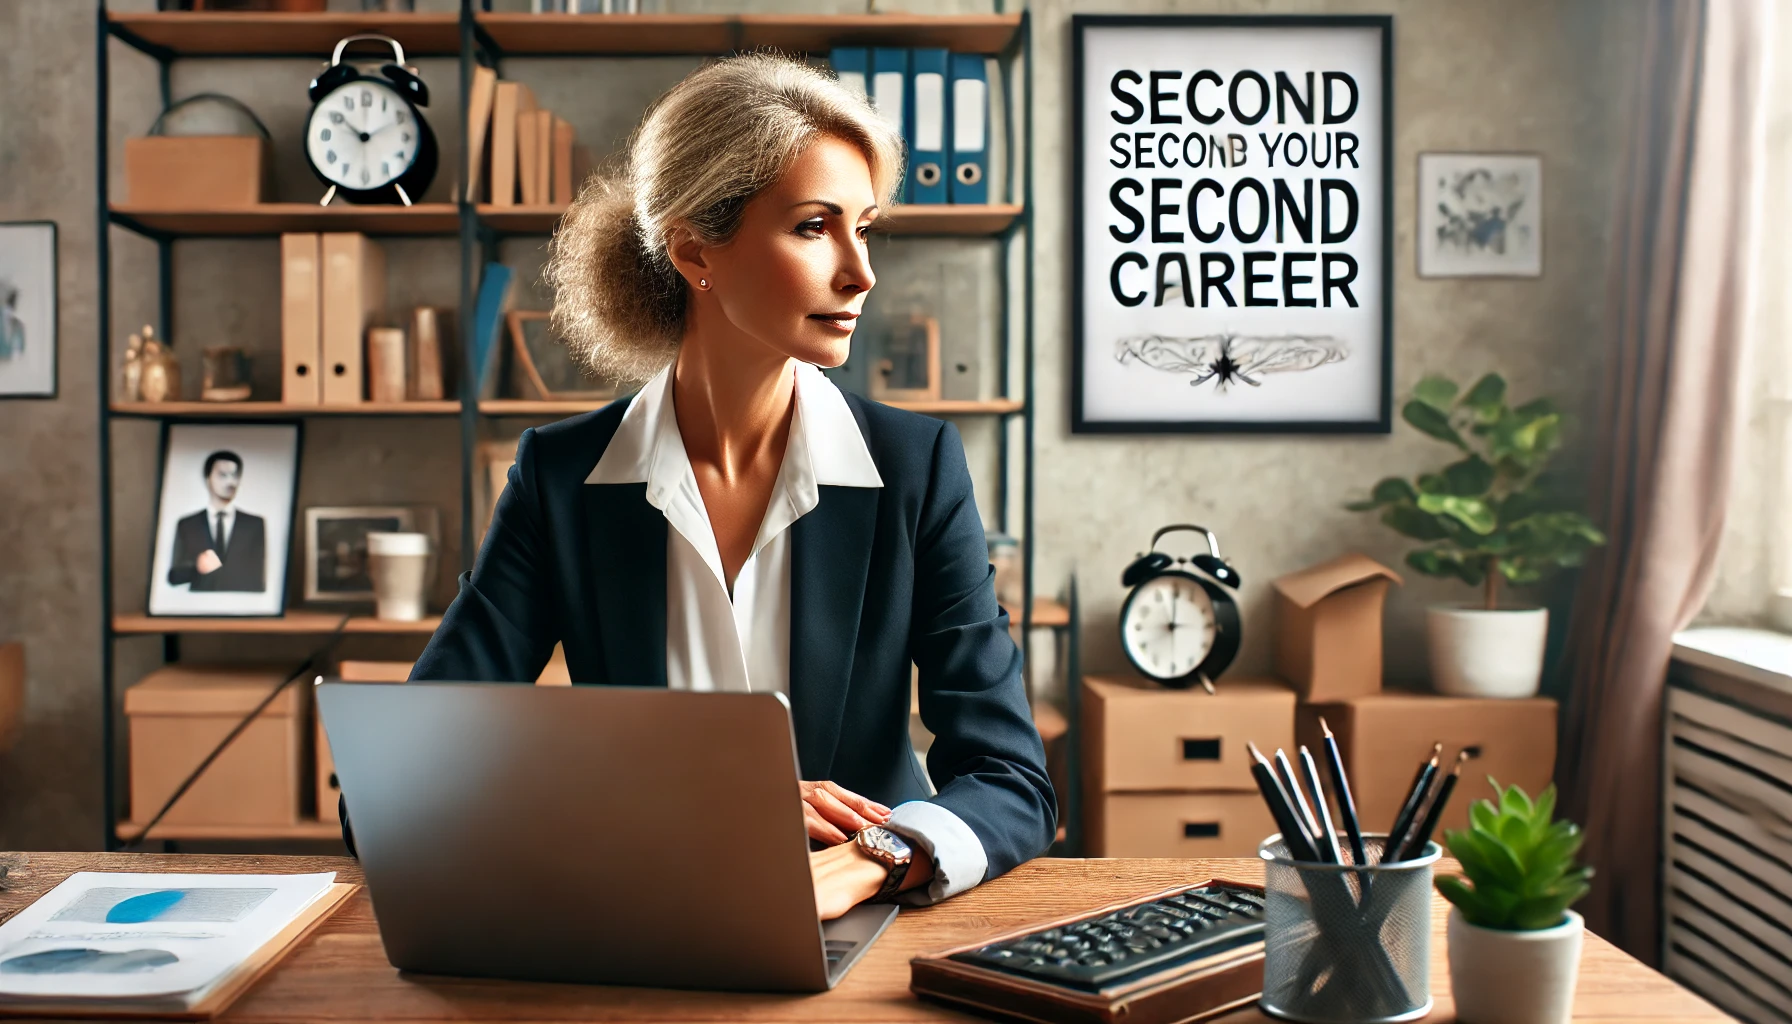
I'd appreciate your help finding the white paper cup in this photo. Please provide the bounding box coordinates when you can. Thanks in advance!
[366,531,431,622]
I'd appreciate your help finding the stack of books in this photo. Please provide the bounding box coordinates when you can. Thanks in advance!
[466,66,590,207]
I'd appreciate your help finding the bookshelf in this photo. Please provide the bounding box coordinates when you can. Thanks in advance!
[96,2,1042,849]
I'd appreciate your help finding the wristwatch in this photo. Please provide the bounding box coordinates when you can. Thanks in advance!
[855,825,913,904]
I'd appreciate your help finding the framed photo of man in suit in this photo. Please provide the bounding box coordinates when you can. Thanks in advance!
[147,422,301,617]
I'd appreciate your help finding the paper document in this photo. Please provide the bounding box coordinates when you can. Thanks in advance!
[0,871,336,1005]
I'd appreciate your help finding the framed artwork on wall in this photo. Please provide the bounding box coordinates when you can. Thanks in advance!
[0,222,57,399]
[303,505,440,603]
[1071,15,1393,434]
[1417,153,1543,278]
[146,422,302,618]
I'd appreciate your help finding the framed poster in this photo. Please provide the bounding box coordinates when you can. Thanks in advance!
[1418,153,1542,277]
[0,222,57,398]
[1072,16,1392,433]
[146,422,302,618]
[303,505,440,603]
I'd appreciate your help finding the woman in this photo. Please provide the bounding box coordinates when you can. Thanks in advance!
[403,53,1054,920]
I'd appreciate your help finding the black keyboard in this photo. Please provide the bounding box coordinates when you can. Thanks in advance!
[948,883,1266,992]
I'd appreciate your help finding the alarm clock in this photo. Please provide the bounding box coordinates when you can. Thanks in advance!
[1118,524,1242,694]
[304,34,437,206]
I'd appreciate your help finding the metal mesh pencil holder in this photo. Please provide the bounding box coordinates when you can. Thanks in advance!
[1257,833,1438,1024]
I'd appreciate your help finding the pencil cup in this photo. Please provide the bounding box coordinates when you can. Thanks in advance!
[1257,833,1438,1024]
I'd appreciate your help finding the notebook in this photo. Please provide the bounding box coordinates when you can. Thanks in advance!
[0,872,354,1019]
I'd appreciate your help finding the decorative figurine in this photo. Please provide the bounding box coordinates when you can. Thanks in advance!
[201,345,252,402]
[120,330,144,402]
[138,325,181,403]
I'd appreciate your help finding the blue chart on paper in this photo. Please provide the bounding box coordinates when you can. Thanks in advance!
[50,887,276,925]
[0,948,179,975]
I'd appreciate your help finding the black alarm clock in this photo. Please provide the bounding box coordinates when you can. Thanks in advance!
[1118,525,1242,694]
[305,34,437,206]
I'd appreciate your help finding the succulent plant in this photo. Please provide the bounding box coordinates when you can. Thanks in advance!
[1347,374,1607,610]
[1437,780,1592,931]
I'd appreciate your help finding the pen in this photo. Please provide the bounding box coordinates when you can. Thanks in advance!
[1248,741,1320,862]
[1319,717,1367,868]
[1298,745,1345,866]
[1398,747,1475,861]
[1274,748,1328,861]
[1383,742,1441,862]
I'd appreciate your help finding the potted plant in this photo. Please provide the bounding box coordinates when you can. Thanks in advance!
[1347,374,1606,697]
[1438,781,1593,1024]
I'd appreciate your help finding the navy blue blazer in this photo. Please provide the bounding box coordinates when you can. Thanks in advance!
[385,392,1055,882]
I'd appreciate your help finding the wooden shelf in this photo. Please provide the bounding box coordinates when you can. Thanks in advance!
[477,203,1021,237]
[107,11,463,58]
[1004,597,1070,628]
[110,204,461,238]
[481,396,1022,417]
[113,612,442,635]
[1032,701,1068,744]
[475,12,1021,56]
[111,400,460,418]
[116,819,345,842]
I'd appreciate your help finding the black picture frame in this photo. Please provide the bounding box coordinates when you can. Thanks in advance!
[1070,15,1394,434]
[144,420,304,619]
[0,220,58,400]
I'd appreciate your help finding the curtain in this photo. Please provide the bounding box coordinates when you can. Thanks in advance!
[1556,0,1772,965]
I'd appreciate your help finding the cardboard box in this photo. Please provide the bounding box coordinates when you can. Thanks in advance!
[124,136,270,208]
[1085,791,1278,858]
[125,665,304,828]
[1082,674,1295,793]
[1272,553,1403,702]
[1296,691,1558,839]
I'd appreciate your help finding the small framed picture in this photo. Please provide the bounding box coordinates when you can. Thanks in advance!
[1417,153,1543,278]
[506,310,615,401]
[869,315,942,402]
[147,422,301,617]
[303,505,441,603]
[0,222,57,398]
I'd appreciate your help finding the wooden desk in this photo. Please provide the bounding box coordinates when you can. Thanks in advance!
[0,853,1723,1023]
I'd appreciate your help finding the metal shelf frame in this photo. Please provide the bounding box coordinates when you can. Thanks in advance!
[93,0,1037,851]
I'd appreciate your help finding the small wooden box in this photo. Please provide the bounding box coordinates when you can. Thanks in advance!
[1082,674,1295,793]
[125,665,304,828]
[1271,553,1403,702]
[1084,791,1278,859]
[123,135,270,209]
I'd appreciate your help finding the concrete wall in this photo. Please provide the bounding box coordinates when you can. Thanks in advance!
[0,0,1640,849]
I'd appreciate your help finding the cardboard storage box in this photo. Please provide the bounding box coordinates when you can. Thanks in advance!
[126,665,305,828]
[316,660,412,818]
[123,136,270,209]
[1272,553,1403,702]
[1084,791,1278,858]
[1296,691,1558,838]
[1082,674,1295,793]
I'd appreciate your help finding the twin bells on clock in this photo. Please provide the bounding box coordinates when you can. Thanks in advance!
[305,34,438,207]
[1118,525,1242,695]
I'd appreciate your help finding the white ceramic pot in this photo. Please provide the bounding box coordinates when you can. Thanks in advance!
[1448,908,1583,1024]
[1426,605,1548,698]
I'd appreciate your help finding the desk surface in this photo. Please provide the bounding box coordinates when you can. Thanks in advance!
[0,853,1722,1023]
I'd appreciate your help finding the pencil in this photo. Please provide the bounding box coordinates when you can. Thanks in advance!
[1319,717,1368,868]
[1298,745,1345,865]
[1398,748,1475,861]
[1274,748,1330,862]
[1248,741,1320,862]
[1383,742,1442,862]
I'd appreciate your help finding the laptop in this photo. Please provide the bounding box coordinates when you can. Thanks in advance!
[314,681,899,992]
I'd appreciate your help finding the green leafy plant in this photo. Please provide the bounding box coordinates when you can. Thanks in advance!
[1437,781,1592,931]
[1347,373,1607,610]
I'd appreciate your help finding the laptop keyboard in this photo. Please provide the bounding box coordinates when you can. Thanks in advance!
[948,882,1265,992]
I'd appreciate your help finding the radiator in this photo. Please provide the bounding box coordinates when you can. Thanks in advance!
[1663,682,1792,1023]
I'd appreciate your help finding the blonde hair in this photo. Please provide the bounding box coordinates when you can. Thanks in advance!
[545,52,905,385]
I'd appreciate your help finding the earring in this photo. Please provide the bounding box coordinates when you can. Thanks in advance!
[698,278,708,289]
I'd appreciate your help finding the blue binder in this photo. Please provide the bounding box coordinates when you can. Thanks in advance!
[907,49,950,204]
[870,48,911,201]
[948,53,989,205]
[828,47,869,104]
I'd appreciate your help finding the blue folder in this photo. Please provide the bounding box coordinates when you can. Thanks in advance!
[870,48,911,202]
[907,49,950,204]
[948,53,989,205]
[828,47,869,103]
[471,262,515,399]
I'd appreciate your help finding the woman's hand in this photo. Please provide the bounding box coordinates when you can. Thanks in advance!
[800,780,891,845]
[808,840,936,920]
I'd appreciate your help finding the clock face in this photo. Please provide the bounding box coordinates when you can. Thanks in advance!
[306,79,418,192]
[1121,573,1218,680]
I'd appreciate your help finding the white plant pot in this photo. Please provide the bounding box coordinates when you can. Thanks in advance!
[1427,605,1548,698]
[1448,908,1583,1024]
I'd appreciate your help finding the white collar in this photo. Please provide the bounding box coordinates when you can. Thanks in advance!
[585,361,882,585]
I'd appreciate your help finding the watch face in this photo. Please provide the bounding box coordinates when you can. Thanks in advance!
[1121,573,1217,680]
[860,826,910,863]
[307,79,418,192]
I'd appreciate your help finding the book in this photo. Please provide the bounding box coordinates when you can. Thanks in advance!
[278,233,321,404]
[408,305,446,401]
[516,103,540,205]
[491,81,536,207]
[0,872,355,1019]
[551,117,574,205]
[534,109,553,206]
[470,262,515,401]
[366,326,407,403]
[464,64,498,202]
